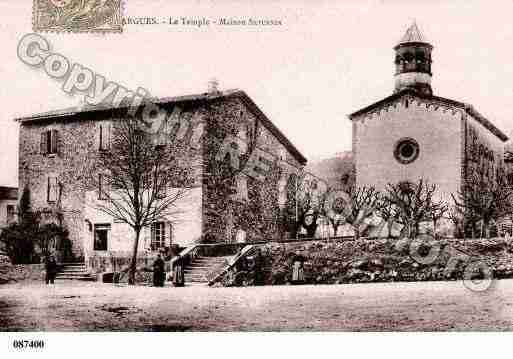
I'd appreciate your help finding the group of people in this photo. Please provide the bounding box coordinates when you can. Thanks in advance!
[43,252,168,287]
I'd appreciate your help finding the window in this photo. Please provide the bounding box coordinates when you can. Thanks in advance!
[94,224,110,251]
[235,229,246,243]
[394,138,420,164]
[47,176,59,203]
[99,123,111,151]
[6,205,15,223]
[40,129,58,155]
[278,147,287,161]
[233,174,248,201]
[151,222,171,251]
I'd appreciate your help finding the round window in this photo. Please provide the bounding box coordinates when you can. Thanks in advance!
[394,138,419,164]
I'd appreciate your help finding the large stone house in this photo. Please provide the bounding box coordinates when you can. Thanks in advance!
[350,22,509,204]
[17,88,306,264]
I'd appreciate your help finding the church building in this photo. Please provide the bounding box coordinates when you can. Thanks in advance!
[349,22,509,203]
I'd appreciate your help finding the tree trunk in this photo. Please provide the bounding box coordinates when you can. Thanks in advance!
[128,228,141,285]
[354,224,360,240]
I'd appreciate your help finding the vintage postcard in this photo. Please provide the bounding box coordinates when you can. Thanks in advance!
[2,0,513,358]
[32,0,123,33]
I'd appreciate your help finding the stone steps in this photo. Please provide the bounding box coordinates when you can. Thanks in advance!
[182,256,231,285]
[55,262,95,281]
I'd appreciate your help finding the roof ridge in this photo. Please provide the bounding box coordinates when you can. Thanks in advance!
[348,90,508,142]
[16,88,244,122]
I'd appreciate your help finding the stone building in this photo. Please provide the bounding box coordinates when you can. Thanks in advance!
[17,88,306,264]
[349,22,509,204]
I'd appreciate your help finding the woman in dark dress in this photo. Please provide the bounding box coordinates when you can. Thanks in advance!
[45,254,58,285]
[153,253,166,287]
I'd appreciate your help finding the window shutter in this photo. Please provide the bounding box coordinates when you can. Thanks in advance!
[40,131,47,154]
[51,129,58,154]
[236,175,248,201]
[48,176,58,202]
[99,125,103,150]
[168,223,173,245]
[99,173,111,200]
[106,123,111,149]
[99,174,106,199]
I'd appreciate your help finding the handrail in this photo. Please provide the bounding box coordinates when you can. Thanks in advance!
[207,244,259,286]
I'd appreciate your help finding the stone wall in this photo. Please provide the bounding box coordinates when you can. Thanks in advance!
[0,263,46,284]
[19,116,102,258]
[214,237,513,286]
[202,97,303,243]
[464,111,506,185]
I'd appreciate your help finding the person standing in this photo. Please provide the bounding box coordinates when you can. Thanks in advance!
[153,253,166,287]
[45,254,58,285]
[254,248,265,286]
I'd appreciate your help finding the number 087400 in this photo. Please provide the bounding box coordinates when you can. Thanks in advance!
[12,340,45,350]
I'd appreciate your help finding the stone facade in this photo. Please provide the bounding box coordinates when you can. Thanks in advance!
[17,90,307,263]
[201,96,304,243]
[351,91,507,204]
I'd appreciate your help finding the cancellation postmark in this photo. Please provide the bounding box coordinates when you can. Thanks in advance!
[33,0,123,33]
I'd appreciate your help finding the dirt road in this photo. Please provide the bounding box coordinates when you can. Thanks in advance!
[1,279,512,331]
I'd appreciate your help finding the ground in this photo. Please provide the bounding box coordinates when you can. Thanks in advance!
[1,279,513,331]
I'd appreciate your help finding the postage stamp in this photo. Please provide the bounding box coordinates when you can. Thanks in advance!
[32,0,123,33]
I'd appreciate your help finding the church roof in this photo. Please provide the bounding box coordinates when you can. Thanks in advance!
[348,89,509,142]
[398,21,428,45]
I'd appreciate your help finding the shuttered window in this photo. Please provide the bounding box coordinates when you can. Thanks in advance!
[99,123,111,151]
[47,176,59,203]
[98,174,110,200]
[151,222,172,251]
[40,130,59,155]
[234,174,248,201]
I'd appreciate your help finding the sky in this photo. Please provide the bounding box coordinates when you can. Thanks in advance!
[1,0,513,187]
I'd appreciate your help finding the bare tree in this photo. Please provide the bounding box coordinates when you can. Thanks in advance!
[346,186,379,239]
[375,193,400,238]
[91,117,197,284]
[452,166,512,238]
[383,179,444,239]
[429,202,448,238]
[447,206,465,239]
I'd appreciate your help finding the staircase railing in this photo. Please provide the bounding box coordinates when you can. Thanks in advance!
[171,243,248,272]
[207,244,260,286]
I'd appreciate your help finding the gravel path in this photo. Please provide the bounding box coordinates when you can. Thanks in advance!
[1,279,512,331]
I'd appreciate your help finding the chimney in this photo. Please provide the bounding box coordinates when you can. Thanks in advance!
[207,78,220,94]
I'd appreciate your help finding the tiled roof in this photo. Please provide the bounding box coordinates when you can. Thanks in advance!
[15,90,307,165]
[348,89,509,142]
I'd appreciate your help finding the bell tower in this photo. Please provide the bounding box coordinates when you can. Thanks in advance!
[394,22,433,96]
